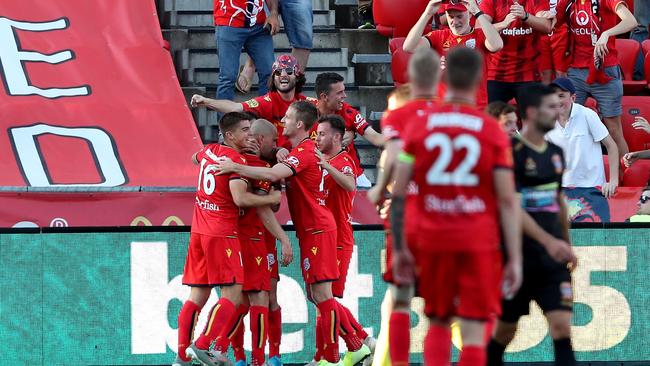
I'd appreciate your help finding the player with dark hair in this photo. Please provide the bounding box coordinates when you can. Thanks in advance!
[214,101,369,365]
[486,101,519,136]
[315,114,374,364]
[391,47,522,366]
[175,112,281,366]
[487,83,578,366]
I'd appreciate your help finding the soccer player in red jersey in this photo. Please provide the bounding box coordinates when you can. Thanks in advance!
[311,73,385,187]
[175,112,281,366]
[555,0,637,156]
[216,119,293,366]
[402,0,503,109]
[191,55,311,149]
[479,0,553,103]
[391,48,522,366]
[215,101,369,365]
[367,47,441,366]
[315,114,375,365]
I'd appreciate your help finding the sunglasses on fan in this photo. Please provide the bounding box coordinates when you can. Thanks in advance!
[640,195,650,204]
[273,67,295,76]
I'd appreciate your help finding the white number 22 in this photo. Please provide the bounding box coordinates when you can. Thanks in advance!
[424,133,480,186]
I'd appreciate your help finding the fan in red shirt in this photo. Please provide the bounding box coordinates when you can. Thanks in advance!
[402,0,503,109]
[539,0,570,83]
[556,0,637,156]
[479,0,553,103]
[311,72,385,187]
[315,114,377,360]
[366,47,442,366]
[174,112,281,366]
[214,101,371,365]
[191,54,312,149]
[391,47,522,366]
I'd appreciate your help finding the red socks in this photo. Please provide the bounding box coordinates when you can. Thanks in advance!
[424,325,451,366]
[317,299,341,362]
[389,311,410,366]
[177,300,201,361]
[250,305,269,364]
[268,307,282,358]
[194,298,236,350]
[459,345,486,366]
[230,305,248,362]
[315,315,324,360]
[338,303,364,351]
[342,305,369,340]
[209,300,246,352]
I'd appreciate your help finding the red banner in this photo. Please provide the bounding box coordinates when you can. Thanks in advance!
[0,0,201,187]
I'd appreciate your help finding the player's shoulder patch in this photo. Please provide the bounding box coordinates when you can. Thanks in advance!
[245,99,260,108]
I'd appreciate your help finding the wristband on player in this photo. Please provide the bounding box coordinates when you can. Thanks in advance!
[473,11,484,19]
[522,12,529,21]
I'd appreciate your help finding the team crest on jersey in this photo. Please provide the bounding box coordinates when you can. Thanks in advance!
[245,99,260,108]
[255,256,263,266]
[311,246,318,255]
[551,154,563,174]
[267,253,276,268]
[560,281,573,306]
[465,39,476,49]
[342,166,354,175]
[226,248,233,258]
[286,156,300,168]
[525,157,537,173]
[303,258,311,271]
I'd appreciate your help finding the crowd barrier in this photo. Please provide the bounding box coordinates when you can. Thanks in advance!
[1,226,648,365]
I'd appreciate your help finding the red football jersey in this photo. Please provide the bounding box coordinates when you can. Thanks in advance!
[401,102,512,252]
[214,0,266,27]
[480,0,550,82]
[310,101,370,176]
[557,0,626,68]
[282,138,337,237]
[192,144,248,236]
[381,99,437,142]
[241,92,310,149]
[238,153,272,239]
[424,28,490,108]
[323,150,357,249]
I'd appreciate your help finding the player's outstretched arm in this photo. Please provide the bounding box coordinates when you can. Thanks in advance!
[403,0,442,52]
[468,0,503,52]
[257,205,293,266]
[494,169,522,298]
[362,127,386,147]
[216,158,293,182]
[190,94,244,113]
[230,179,281,207]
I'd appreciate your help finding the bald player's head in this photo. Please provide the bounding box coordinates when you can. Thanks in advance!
[251,119,279,159]
[408,47,440,94]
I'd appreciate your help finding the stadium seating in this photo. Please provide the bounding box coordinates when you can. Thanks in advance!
[615,39,647,95]
[645,53,650,88]
[373,0,430,38]
[389,37,410,85]
[620,96,650,152]
[642,39,650,56]
[622,160,650,187]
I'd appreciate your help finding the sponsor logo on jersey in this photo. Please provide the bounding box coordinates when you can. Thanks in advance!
[226,248,232,258]
[575,10,590,26]
[311,246,318,255]
[501,27,533,36]
[255,256,263,266]
[354,113,366,129]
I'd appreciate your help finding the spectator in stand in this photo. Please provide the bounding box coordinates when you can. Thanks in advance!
[546,78,619,222]
[630,0,650,80]
[403,0,503,109]
[623,116,650,166]
[556,0,637,156]
[626,187,650,222]
[237,0,313,93]
[479,0,553,103]
[486,101,519,136]
[214,0,279,101]
[539,0,570,83]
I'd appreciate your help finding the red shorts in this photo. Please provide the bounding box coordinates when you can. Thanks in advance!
[332,246,354,298]
[183,233,244,286]
[264,230,280,280]
[415,249,502,320]
[299,230,339,285]
[539,28,569,74]
[241,237,271,292]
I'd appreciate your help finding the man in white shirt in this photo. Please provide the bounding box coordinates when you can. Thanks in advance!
[545,78,619,198]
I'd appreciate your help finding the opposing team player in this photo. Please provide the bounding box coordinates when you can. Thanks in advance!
[403,0,503,108]
[487,84,578,366]
[191,55,309,149]
[391,48,522,366]
[215,101,369,365]
[175,112,281,366]
[216,119,293,366]
[315,114,375,364]
[366,47,440,366]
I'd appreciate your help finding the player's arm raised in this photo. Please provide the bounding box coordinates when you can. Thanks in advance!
[493,169,523,298]
[217,158,293,182]
[230,179,282,207]
[190,94,244,113]
[403,0,443,52]
[389,151,416,285]
[464,0,503,52]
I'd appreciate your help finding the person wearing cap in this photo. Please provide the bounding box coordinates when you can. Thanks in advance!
[545,77,620,201]
[403,0,503,108]
[192,54,311,151]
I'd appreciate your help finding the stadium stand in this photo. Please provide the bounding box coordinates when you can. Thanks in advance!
[621,96,650,151]
[615,38,647,94]
[388,37,409,85]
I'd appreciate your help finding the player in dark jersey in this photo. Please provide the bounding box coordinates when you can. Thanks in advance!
[487,84,579,366]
